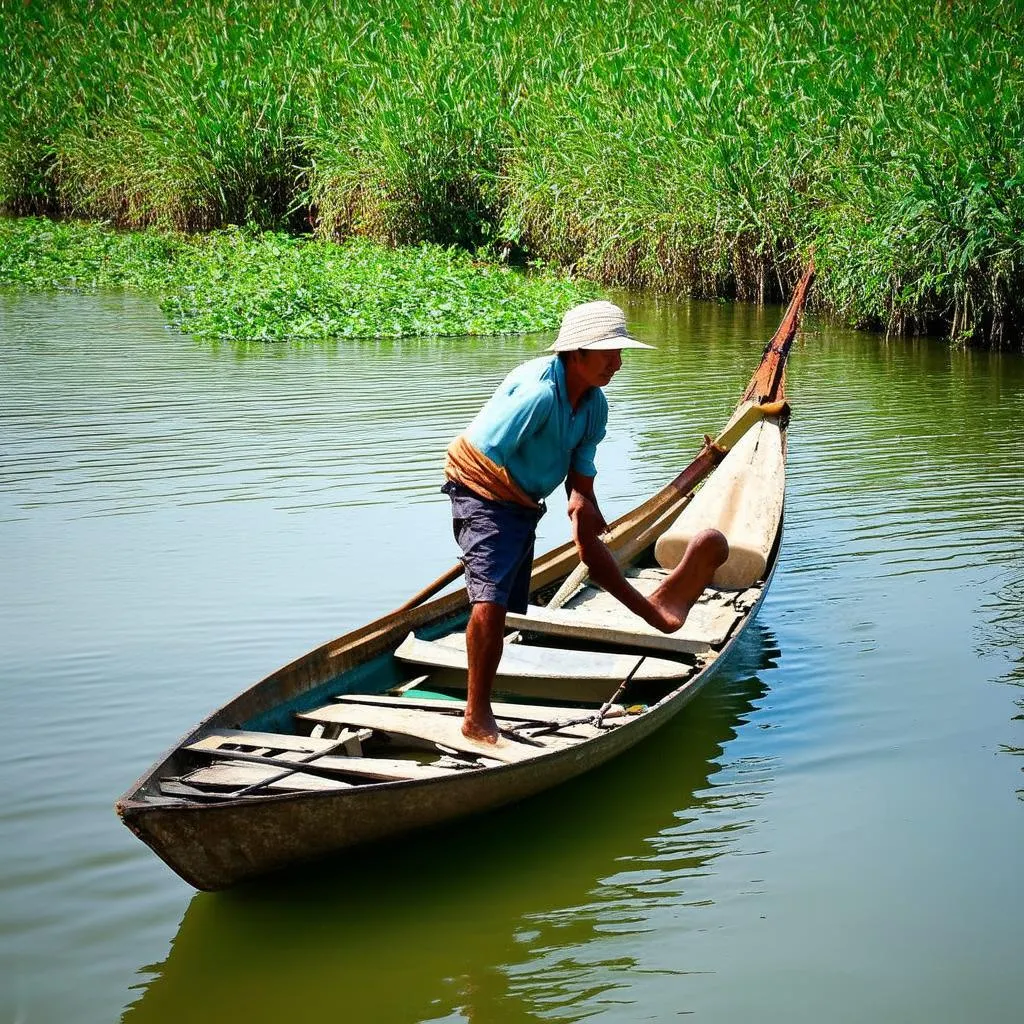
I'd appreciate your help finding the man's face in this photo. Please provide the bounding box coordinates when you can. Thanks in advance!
[574,348,623,388]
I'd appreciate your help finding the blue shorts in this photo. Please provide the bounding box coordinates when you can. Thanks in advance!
[441,481,546,613]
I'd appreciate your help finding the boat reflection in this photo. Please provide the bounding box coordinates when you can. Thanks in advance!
[122,625,780,1024]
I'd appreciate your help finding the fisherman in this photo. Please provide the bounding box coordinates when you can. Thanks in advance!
[442,300,729,743]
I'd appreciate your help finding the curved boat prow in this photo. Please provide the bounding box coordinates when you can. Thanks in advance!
[743,258,816,405]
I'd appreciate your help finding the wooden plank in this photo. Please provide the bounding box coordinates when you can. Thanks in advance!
[185,728,361,757]
[505,605,712,656]
[319,756,472,781]
[297,703,567,764]
[733,586,763,611]
[392,674,432,694]
[554,579,742,648]
[175,763,354,792]
[398,633,693,683]
[337,692,624,724]
[182,740,469,782]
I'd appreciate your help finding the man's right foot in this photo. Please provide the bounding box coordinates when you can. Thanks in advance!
[462,713,500,744]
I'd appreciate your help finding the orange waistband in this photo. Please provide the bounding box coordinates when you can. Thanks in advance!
[443,435,540,509]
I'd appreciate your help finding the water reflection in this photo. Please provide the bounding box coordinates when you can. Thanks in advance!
[123,629,777,1024]
[4,289,1024,1023]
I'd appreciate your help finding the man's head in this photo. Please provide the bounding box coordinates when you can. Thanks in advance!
[551,300,653,390]
[549,300,654,354]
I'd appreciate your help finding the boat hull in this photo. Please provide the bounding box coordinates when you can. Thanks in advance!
[116,264,812,890]
[121,602,760,890]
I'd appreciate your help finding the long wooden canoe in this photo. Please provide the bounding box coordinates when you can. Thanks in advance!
[116,265,814,890]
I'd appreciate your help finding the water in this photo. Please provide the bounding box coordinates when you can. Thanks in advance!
[1,290,1022,1023]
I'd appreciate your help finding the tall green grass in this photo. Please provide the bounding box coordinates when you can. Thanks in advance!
[3,0,1022,346]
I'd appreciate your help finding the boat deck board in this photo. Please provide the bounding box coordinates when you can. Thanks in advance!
[339,692,624,724]
[505,605,713,655]
[297,703,572,763]
[512,574,746,651]
[185,728,356,757]
[169,763,354,793]
[183,730,467,781]
[398,633,692,682]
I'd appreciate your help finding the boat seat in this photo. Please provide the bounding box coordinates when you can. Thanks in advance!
[182,737,471,784]
[655,418,784,588]
[185,727,368,759]
[506,605,710,654]
[395,626,692,684]
[520,575,742,650]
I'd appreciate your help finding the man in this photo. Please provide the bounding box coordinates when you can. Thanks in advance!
[443,300,729,743]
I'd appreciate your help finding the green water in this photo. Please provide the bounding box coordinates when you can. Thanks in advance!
[1,293,1022,1023]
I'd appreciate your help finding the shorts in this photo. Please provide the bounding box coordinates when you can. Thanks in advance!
[441,480,546,613]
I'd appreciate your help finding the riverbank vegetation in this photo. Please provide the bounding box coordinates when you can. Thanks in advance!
[0,218,595,340]
[3,0,1022,347]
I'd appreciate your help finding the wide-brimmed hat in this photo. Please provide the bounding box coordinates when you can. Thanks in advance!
[549,300,655,352]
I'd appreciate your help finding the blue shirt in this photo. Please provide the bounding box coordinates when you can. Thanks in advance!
[464,356,608,500]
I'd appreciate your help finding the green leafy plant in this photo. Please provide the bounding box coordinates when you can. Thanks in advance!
[0,218,597,341]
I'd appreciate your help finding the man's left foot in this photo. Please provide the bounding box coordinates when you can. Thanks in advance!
[648,528,730,633]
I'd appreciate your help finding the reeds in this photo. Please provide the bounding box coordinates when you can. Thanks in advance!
[3,0,1022,346]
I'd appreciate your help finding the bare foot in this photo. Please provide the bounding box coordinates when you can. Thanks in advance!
[647,528,730,633]
[462,713,500,744]
[645,595,687,634]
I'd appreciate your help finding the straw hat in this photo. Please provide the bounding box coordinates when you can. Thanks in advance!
[549,300,655,352]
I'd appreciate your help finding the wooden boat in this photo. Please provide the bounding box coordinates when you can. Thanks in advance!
[116,265,814,890]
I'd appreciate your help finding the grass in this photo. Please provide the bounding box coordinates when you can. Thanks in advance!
[0,218,597,341]
[2,0,1022,347]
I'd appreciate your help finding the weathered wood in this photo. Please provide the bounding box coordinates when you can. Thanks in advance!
[528,577,742,649]
[185,728,361,757]
[172,763,354,793]
[392,674,432,694]
[183,740,468,782]
[733,586,763,611]
[337,692,625,724]
[505,605,711,656]
[398,633,691,683]
[297,703,567,764]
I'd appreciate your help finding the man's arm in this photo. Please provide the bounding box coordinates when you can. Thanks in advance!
[566,469,609,537]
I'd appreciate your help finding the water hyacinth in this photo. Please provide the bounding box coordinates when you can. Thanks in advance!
[2,0,1022,347]
[0,218,597,341]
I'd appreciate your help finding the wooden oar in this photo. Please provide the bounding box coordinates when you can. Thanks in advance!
[392,562,466,614]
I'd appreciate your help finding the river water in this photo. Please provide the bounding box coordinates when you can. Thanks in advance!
[1,291,1022,1023]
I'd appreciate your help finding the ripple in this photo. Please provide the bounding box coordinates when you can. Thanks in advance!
[3,291,1024,1024]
